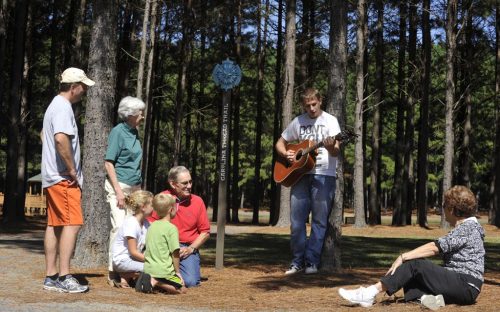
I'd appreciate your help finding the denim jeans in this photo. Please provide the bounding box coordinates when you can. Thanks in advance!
[180,243,201,287]
[290,174,336,267]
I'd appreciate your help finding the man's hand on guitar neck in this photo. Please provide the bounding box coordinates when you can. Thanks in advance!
[324,136,341,157]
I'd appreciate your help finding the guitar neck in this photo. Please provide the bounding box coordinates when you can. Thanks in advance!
[301,133,344,155]
[302,140,326,155]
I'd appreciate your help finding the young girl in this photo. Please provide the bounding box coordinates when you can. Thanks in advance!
[135,193,186,294]
[111,190,153,288]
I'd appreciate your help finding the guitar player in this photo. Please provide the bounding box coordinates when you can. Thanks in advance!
[275,88,341,275]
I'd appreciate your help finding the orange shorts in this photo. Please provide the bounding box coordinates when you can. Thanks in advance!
[46,180,83,226]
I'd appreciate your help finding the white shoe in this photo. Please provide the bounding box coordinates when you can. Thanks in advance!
[305,264,318,274]
[420,294,445,310]
[338,287,375,308]
[284,265,303,275]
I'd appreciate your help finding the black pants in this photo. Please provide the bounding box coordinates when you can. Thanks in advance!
[380,259,481,305]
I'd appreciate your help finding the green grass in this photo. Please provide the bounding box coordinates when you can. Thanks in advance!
[202,232,500,272]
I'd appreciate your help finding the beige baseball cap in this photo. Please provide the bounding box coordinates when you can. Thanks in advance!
[60,67,95,86]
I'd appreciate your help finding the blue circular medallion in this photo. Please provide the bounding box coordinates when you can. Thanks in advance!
[212,59,242,91]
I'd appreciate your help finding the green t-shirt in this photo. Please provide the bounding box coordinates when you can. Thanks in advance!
[144,220,180,279]
[105,122,142,185]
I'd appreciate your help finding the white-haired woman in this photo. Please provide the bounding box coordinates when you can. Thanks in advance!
[104,96,146,286]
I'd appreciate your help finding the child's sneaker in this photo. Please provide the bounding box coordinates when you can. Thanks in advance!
[338,286,376,307]
[420,294,445,310]
[135,272,153,293]
[43,276,60,292]
[57,275,89,293]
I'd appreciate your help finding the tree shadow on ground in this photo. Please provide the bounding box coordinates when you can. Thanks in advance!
[247,269,385,291]
[0,238,44,254]
[484,278,500,286]
[0,216,46,233]
[202,233,500,274]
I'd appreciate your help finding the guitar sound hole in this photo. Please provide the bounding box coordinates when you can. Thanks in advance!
[295,151,303,161]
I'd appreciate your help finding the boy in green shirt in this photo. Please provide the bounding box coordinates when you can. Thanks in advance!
[135,193,186,294]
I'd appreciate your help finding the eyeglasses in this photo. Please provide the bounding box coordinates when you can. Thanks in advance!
[176,180,192,186]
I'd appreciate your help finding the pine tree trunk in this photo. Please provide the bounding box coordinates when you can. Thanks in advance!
[0,0,8,130]
[353,0,367,228]
[146,41,161,192]
[49,0,60,94]
[270,0,283,225]
[252,0,269,225]
[115,2,136,110]
[322,0,348,272]
[2,0,28,224]
[193,0,207,199]
[18,2,32,220]
[417,0,431,228]
[173,0,193,166]
[185,54,193,171]
[231,0,242,223]
[458,1,473,188]
[74,0,87,67]
[73,0,118,268]
[392,1,407,226]
[62,0,78,68]
[403,0,417,225]
[369,0,384,225]
[276,0,296,227]
[494,0,500,227]
[136,0,150,100]
[142,0,159,190]
[298,0,313,90]
[442,0,457,229]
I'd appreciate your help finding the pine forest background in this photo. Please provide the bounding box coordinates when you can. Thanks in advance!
[1,0,500,235]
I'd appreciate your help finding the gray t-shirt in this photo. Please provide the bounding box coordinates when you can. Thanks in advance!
[41,95,83,188]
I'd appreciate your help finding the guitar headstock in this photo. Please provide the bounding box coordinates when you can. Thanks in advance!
[335,128,358,144]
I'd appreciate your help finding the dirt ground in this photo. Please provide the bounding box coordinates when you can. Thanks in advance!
[0,218,499,312]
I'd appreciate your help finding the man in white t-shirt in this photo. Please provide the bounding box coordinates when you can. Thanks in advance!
[41,68,94,293]
[275,88,341,275]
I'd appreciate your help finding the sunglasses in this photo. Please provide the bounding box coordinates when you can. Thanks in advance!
[176,180,193,186]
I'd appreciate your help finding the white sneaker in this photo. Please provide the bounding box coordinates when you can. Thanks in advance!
[420,294,445,310]
[305,264,318,274]
[284,265,303,275]
[338,287,375,308]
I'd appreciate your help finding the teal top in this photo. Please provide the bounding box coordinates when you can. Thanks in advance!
[144,220,180,279]
[105,122,142,186]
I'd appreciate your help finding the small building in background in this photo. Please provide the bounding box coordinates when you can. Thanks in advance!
[25,173,46,216]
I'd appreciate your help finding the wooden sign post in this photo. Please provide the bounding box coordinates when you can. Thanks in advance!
[212,59,241,269]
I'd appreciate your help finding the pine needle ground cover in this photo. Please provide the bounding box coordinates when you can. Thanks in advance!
[0,217,499,311]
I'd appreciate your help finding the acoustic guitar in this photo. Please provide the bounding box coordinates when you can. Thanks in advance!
[273,129,356,187]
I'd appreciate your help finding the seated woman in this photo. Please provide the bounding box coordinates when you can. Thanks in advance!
[338,185,484,310]
[112,190,153,288]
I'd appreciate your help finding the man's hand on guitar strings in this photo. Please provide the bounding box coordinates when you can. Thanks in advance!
[285,149,296,164]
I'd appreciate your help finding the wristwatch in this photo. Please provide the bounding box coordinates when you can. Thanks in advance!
[190,246,198,253]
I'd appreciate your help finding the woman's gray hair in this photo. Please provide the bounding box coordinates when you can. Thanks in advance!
[168,166,190,182]
[117,96,146,121]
